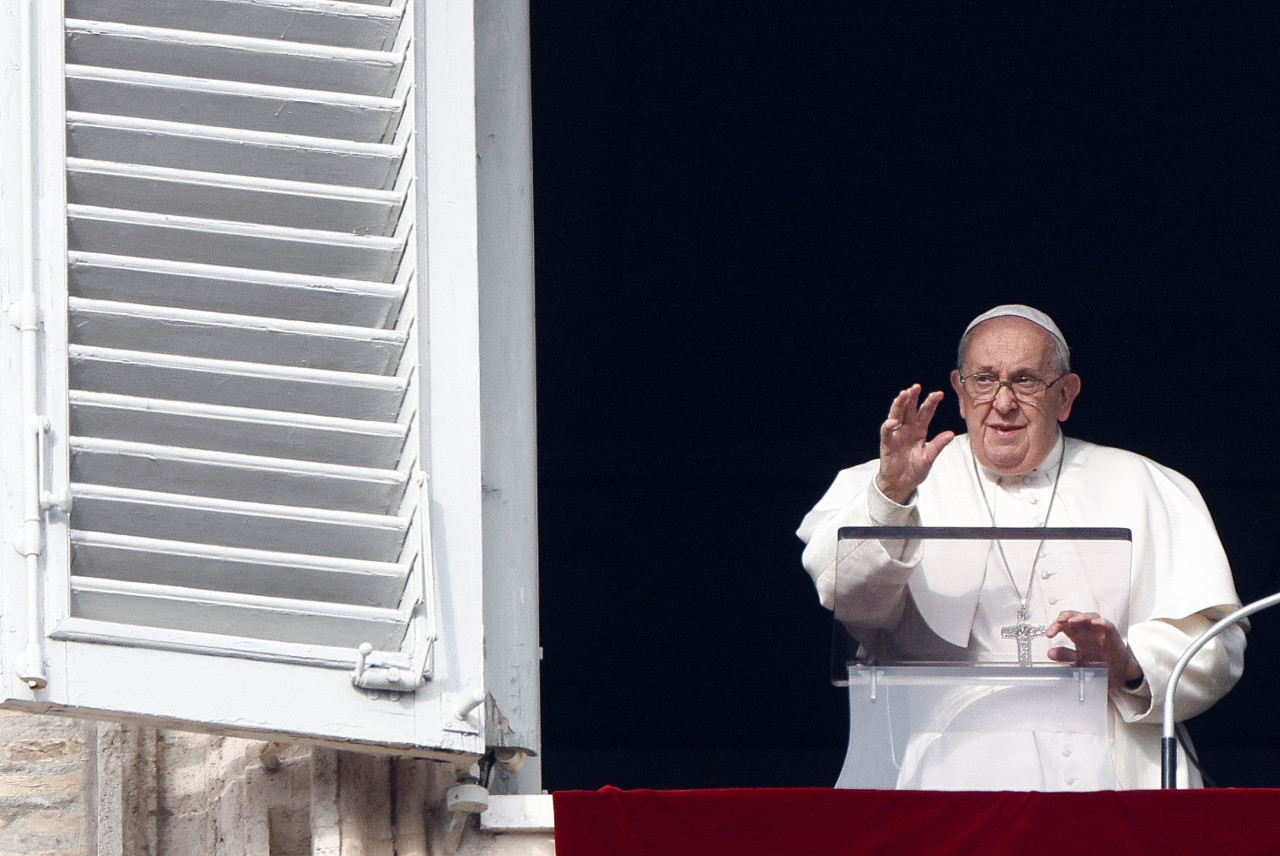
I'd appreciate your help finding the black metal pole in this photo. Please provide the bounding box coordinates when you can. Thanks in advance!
[1161,736,1178,789]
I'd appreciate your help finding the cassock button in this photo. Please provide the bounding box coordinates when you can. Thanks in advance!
[1029,496,1040,505]
[1065,777,1077,786]
[1061,747,1073,757]
[1041,570,1054,580]
[1049,596,1061,605]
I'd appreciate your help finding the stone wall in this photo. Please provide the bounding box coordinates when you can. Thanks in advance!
[0,710,92,856]
[0,712,552,856]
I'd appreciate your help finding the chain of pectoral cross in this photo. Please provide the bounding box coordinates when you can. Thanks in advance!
[973,437,1066,667]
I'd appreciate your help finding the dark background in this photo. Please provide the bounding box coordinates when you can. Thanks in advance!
[531,4,1280,790]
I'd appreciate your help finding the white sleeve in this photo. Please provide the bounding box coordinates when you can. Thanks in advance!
[1111,608,1246,723]
[797,466,921,629]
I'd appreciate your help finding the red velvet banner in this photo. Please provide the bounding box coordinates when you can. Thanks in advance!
[553,787,1280,856]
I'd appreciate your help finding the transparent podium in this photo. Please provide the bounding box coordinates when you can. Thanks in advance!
[832,526,1132,791]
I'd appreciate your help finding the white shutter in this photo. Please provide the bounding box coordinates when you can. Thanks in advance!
[0,0,488,758]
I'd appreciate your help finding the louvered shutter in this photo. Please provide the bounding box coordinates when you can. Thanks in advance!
[0,0,488,757]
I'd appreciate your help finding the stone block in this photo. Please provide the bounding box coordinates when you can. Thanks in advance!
[0,807,87,854]
[8,807,85,837]
[4,740,85,763]
[0,773,85,800]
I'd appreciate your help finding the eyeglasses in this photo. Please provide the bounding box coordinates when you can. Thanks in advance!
[958,372,1068,403]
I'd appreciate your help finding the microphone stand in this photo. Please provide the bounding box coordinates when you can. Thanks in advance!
[1162,592,1280,788]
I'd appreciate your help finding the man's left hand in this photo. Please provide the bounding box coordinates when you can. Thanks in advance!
[1046,610,1144,692]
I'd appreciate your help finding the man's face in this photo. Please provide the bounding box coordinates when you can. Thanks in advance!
[949,316,1081,475]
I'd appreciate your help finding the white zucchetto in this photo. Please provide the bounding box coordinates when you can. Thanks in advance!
[962,304,1069,355]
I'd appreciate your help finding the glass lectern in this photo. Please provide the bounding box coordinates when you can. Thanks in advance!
[832,527,1132,791]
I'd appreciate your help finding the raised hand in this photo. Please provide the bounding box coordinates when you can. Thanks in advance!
[1046,611,1144,691]
[875,384,956,505]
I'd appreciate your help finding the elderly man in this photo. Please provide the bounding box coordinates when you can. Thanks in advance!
[797,304,1244,789]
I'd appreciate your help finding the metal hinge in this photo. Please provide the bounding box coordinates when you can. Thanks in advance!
[351,639,433,693]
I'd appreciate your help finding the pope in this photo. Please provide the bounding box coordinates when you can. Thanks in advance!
[797,304,1245,789]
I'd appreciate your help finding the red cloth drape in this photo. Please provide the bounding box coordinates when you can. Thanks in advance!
[553,787,1280,856]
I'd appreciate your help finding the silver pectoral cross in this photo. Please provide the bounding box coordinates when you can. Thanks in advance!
[1001,605,1047,667]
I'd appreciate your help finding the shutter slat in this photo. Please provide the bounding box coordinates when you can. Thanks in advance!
[70,298,408,374]
[68,206,407,281]
[67,113,406,190]
[71,576,410,649]
[69,253,407,327]
[71,437,409,513]
[70,346,409,421]
[70,484,410,561]
[65,0,406,51]
[67,158,406,235]
[72,531,411,607]
[70,391,408,469]
[66,64,404,143]
[66,20,405,97]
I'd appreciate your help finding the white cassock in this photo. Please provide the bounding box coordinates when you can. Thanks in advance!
[797,434,1245,790]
